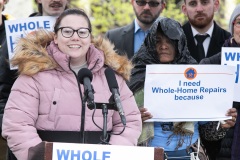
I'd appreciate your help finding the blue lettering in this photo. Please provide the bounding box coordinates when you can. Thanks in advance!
[9,34,23,53]
[57,149,70,160]
[71,150,80,160]
[28,22,36,30]
[8,24,19,33]
[82,151,92,160]
[9,36,15,53]
[93,151,101,160]
[36,21,40,28]
[44,21,50,29]
[238,54,240,61]
[224,52,240,61]
[225,52,236,61]
[152,87,160,93]
[102,151,111,160]
[19,23,27,31]
[57,149,110,160]
[236,64,240,83]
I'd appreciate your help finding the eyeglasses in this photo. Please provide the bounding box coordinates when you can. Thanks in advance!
[233,20,240,28]
[57,27,91,38]
[135,0,160,7]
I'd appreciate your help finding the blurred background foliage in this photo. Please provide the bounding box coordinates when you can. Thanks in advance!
[33,0,238,36]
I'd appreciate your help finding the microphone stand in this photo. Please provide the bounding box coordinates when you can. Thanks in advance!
[81,96,87,144]
[82,86,95,143]
[95,103,117,144]
[102,104,108,142]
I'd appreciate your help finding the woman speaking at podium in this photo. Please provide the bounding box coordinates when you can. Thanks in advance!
[2,8,141,160]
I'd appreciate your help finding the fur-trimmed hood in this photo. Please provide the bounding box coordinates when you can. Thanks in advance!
[11,30,132,80]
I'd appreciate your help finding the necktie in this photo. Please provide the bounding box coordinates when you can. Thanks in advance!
[195,34,209,61]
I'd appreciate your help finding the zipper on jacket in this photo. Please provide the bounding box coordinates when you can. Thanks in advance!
[68,56,100,143]
[69,61,86,143]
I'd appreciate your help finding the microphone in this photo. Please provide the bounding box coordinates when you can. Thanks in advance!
[105,68,126,125]
[78,68,95,109]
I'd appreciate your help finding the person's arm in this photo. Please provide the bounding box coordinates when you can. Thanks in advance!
[2,75,42,160]
[0,40,18,134]
[109,76,142,146]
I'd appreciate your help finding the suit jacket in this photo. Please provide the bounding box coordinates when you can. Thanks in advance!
[105,22,135,59]
[182,21,231,63]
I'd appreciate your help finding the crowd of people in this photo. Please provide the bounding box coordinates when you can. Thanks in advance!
[0,0,239,160]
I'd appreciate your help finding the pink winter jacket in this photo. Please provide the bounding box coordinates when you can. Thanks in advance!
[2,31,142,160]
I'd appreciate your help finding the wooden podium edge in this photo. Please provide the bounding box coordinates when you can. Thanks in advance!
[154,147,164,160]
[45,142,53,160]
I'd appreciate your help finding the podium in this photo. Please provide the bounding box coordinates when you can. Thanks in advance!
[28,142,164,160]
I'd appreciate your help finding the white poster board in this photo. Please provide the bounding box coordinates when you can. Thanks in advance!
[144,65,235,122]
[52,143,154,160]
[221,47,240,102]
[5,16,56,69]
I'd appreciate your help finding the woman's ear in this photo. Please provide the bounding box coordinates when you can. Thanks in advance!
[53,33,58,44]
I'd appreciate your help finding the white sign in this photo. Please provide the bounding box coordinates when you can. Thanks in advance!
[144,65,235,122]
[221,47,240,102]
[52,143,154,160]
[5,16,56,69]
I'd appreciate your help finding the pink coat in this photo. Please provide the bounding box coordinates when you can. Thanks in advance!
[2,31,141,160]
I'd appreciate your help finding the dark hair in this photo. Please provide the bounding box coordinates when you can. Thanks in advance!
[54,8,92,34]
[34,0,69,15]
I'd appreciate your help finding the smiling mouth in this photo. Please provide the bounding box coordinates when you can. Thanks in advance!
[68,45,81,48]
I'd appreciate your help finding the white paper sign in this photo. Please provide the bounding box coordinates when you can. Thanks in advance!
[52,143,154,160]
[221,47,240,102]
[5,16,56,69]
[144,65,235,122]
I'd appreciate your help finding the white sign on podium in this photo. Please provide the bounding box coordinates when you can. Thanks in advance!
[52,143,154,160]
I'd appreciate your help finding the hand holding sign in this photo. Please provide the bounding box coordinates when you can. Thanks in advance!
[139,108,153,122]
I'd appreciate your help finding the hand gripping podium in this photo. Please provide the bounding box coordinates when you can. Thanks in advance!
[28,142,164,160]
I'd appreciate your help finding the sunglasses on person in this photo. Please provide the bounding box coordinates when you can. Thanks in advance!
[135,0,160,7]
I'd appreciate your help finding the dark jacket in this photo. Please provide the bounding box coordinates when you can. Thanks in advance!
[182,21,231,63]
[129,17,197,93]
[0,14,18,134]
[105,22,135,59]
[0,15,7,46]
[232,107,240,160]
[200,37,240,160]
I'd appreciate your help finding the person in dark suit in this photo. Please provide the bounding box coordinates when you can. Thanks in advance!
[105,0,165,59]
[181,0,230,63]
[200,4,240,159]
[181,0,231,159]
